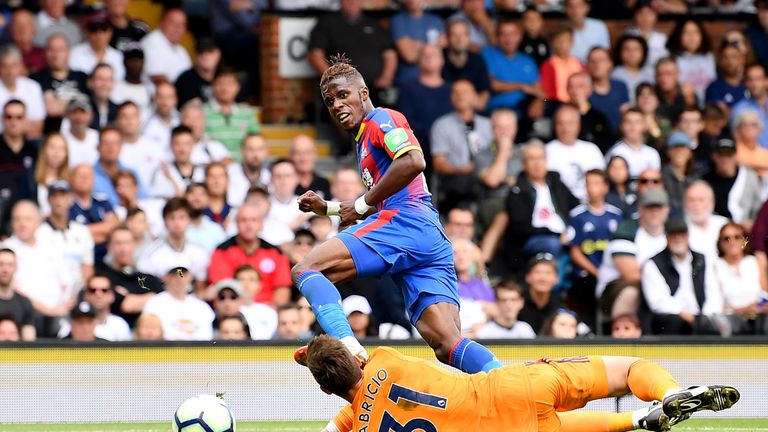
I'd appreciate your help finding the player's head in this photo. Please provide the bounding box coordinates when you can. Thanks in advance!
[320,54,371,132]
[306,335,363,399]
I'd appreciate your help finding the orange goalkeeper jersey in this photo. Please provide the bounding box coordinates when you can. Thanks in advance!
[336,347,537,432]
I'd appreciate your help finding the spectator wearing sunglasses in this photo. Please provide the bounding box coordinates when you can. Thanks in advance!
[518,253,563,334]
[625,167,664,220]
[81,274,130,341]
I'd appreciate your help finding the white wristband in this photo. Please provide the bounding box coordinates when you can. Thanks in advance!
[354,195,373,215]
[325,201,341,216]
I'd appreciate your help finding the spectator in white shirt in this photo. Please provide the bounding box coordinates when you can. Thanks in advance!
[34,0,82,47]
[62,96,99,168]
[110,43,153,114]
[0,45,45,139]
[115,101,163,188]
[143,82,179,152]
[140,8,191,84]
[564,0,610,63]
[475,279,536,339]
[605,108,661,179]
[149,125,205,199]
[142,265,214,341]
[684,181,728,262]
[83,275,131,341]
[227,133,271,204]
[545,105,605,201]
[69,13,125,81]
[264,159,308,246]
[180,100,231,166]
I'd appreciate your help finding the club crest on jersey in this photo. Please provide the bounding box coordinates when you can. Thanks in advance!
[384,128,410,153]
[362,168,374,189]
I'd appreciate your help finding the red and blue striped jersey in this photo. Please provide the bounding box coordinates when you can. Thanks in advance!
[354,107,432,210]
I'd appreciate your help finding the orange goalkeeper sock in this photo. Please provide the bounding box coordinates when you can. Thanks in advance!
[627,359,680,402]
[557,411,635,432]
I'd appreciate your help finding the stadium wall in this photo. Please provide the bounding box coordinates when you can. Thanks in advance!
[0,339,765,423]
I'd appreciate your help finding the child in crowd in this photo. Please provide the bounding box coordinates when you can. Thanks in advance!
[519,7,550,66]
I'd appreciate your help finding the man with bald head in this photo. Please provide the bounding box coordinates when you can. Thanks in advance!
[69,163,120,264]
[684,181,728,262]
[291,134,330,199]
[209,204,292,305]
[1,200,73,336]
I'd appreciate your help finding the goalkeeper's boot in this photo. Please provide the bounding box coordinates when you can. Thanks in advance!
[639,401,692,431]
[662,386,740,418]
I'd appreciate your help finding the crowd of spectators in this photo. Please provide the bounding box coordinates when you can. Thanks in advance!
[1,0,768,343]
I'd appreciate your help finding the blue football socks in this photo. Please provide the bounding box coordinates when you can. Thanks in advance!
[449,338,503,373]
[296,270,353,339]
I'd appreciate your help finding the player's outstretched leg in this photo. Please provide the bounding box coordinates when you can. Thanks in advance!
[556,405,682,432]
[415,302,502,373]
[662,385,740,418]
[292,238,367,362]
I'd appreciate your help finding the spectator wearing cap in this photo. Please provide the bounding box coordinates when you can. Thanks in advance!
[518,254,562,334]
[605,108,661,179]
[0,248,37,341]
[149,126,204,199]
[142,265,214,340]
[96,226,163,327]
[36,179,94,290]
[180,101,232,166]
[564,0,610,63]
[234,265,279,339]
[274,302,303,341]
[184,183,227,253]
[746,0,768,70]
[69,163,120,264]
[111,43,152,115]
[702,137,762,227]
[34,0,82,48]
[10,10,46,75]
[291,135,331,199]
[0,46,46,139]
[83,275,131,341]
[642,217,723,335]
[61,97,98,168]
[175,39,220,107]
[70,13,125,81]
[87,64,118,129]
[227,134,270,205]
[684,181,728,262]
[204,66,260,157]
[209,204,292,306]
[733,109,768,176]
[596,188,670,299]
[475,280,535,339]
[2,201,73,336]
[342,295,375,340]
[212,278,243,321]
[137,197,209,296]
[31,34,89,134]
[143,82,180,152]
[140,8,191,84]
[104,0,150,52]
[64,301,104,341]
[662,131,699,213]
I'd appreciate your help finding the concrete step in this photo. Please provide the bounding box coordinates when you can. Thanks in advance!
[261,125,331,157]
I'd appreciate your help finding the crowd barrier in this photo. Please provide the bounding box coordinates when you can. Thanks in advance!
[0,338,765,423]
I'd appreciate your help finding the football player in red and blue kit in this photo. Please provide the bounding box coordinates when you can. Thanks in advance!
[292,55,502,374]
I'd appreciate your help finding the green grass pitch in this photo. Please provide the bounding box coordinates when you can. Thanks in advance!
[1,419,767,432]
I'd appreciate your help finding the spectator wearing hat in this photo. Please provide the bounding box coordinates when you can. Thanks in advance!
[140,8,191,84]
[111,43,152,115]
[87,63,118,129]
[518,254,562,334]
[662,131,699,213]
[0,248,37,341]
[0,46,46,139]
[684,181,728,262]
[180,101,232,167]
[36,179,94,291]
[642,217,724,335]
[83,275,130,341]
[104,0,150,52]
[175,39,221,107]
[342,295,375,340]
[69,164,120,264]
[10,10,46,75]
[70,13,125,81]
[596,188,669,299]
[702,137,762,227]
[212,278,243,322]
[64,301,104,341]
[149,126,204,199]
[274,302,303,341]
[142,265,214,340]
[214,277,276,340]
[34,0,82,48]
[61,96,98,168]
[31,34,89,134]
[143,82,180,152]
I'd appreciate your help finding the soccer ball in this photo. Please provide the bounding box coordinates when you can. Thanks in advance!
[172,394,236,432]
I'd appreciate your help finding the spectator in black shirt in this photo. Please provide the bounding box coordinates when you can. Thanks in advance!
[655,57,697,124]
[87,63,118,129]
[175,39,221,107]
[105,0,150,52]
[0,99,36,235]
[0,248,36,340]
[567,71,614,153]
[290,135,330,199]
[97,226,163,327]
[442,19,490,112]
[518,254,563,334]
[31,34,89,134]
[519,7,550,67]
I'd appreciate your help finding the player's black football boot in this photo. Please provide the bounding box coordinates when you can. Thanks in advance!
[662,386,740,418]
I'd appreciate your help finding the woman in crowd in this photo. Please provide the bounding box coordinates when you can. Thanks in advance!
[713,222,768,335]
[733,109,768,177]
[605,155,636,218]
[611,35,654,103]
[539,308,579,339]
[34,132,69,216]
[666,19,716,103]
[636,82,672,152]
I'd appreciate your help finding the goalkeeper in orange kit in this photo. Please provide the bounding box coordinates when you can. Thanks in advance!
[297,336,739,432]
